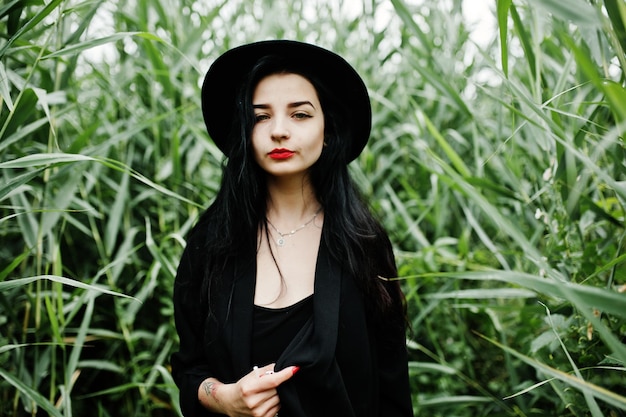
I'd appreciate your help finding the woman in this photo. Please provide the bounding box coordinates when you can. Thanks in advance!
[171,40,413,417]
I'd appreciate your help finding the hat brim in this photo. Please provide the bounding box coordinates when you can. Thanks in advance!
[201,40,371,163]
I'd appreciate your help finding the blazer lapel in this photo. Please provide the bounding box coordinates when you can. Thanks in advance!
[311,236,341,361]
[227,255,256,377]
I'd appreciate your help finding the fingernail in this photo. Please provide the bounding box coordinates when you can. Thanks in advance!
[292,366,300,375]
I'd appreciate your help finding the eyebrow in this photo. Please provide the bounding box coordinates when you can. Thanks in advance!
[252,101,316,110]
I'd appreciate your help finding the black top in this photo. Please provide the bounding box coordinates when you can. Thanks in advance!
[252,295,314,366]
[171,218,414,417]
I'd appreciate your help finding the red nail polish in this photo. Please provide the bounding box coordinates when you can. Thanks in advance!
[292,366,300,375]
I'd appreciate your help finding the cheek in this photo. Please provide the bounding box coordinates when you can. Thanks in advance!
[251,128,263,154]
[314,125,325,153]
[250,135,265,165]
[307,131,325,162]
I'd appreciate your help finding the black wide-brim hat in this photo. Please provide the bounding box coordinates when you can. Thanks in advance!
[201,40,371,162]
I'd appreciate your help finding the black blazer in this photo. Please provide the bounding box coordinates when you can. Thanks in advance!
[171,222,413,417]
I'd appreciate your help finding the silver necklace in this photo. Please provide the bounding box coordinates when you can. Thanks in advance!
[266,208,322,247]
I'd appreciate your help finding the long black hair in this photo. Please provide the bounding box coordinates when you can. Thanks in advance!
[193,54,403,320]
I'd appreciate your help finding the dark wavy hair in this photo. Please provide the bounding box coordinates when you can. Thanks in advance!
[193,54,403,321]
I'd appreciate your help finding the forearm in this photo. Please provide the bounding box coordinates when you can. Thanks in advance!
[198,377,231,415]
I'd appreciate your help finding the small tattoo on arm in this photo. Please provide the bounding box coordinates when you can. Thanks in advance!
[202,380,216,398]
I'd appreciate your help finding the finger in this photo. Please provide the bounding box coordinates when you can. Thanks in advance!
[248,364,299,389]
[245,390,279,413]
[270,365,300,384]
[252,391,280,417]
[241,367,275,395]
[265,403,280,417]
[256,363,276,377]
[261,393,280,411]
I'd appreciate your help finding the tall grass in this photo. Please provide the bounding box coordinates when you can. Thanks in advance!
[1,0,624,416]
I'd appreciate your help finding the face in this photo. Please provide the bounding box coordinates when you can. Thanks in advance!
[251,73,325,179]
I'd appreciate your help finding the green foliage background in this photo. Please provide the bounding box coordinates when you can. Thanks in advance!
[1,0,625,416]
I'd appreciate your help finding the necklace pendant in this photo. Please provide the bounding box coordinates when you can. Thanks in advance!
[266,207,321,248]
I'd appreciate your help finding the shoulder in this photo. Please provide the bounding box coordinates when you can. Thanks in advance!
[175,211,214,285]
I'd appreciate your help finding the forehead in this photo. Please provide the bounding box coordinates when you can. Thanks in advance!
[252,73,320,102]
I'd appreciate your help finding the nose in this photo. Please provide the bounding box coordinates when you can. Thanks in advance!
[270,117,290,141]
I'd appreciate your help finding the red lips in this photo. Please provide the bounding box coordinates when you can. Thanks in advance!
[268,148,295,160]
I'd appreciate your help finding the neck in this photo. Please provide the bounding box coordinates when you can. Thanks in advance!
[265,175,320,223]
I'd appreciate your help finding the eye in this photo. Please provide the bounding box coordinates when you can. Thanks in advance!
[254,113,270,123]
[293,112,312,120]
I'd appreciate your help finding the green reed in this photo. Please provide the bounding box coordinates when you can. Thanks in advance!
[1,0,624,416]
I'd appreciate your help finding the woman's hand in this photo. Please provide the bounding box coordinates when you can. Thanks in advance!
[198,363,299,417]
